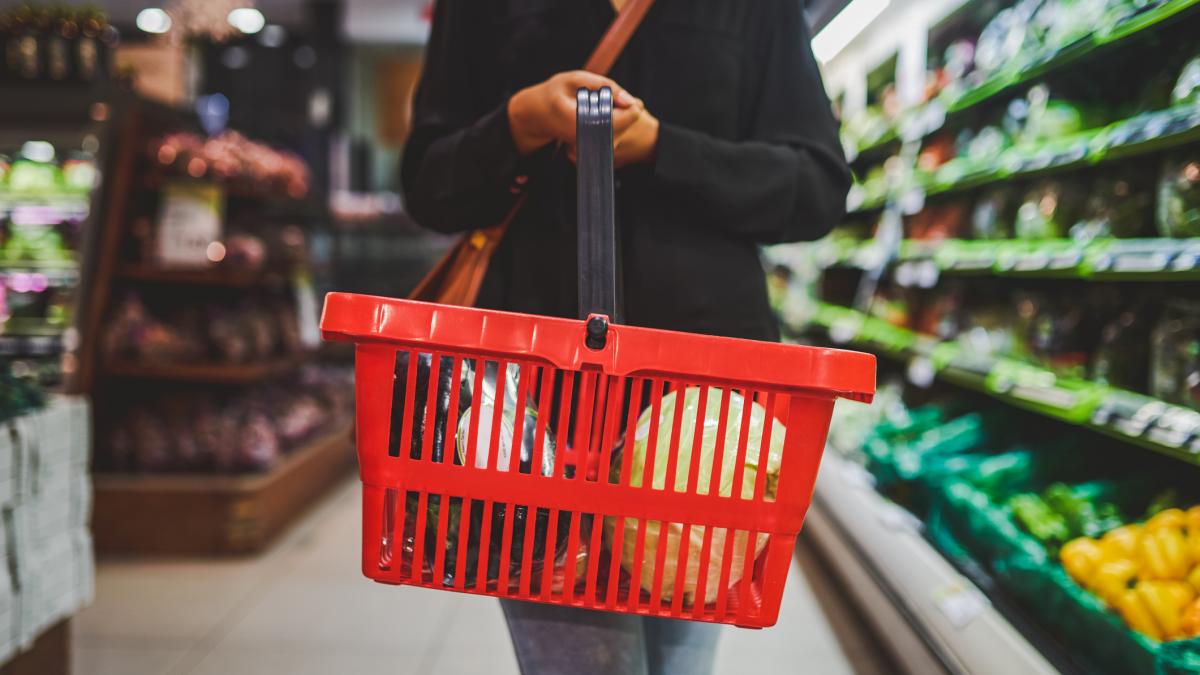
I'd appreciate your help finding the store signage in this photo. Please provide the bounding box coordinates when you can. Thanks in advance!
[155,181,225,267]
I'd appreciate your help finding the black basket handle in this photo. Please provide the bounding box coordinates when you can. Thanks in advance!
[576,87,618,334]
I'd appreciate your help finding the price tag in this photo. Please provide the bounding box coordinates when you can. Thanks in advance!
[934,583,990,629]
[154,181,225,267]
[1112,252,1170,272]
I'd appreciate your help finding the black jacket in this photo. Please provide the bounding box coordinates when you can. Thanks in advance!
[401,0,849,341]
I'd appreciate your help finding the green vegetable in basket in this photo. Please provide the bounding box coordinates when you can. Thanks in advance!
[1009,492,1072,547]
[605,387,784,605]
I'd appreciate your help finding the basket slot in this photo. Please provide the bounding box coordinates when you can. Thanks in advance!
[432,493,453,586]
[561,510,584,602]
[604,515,625,608]
[411,491,430,583]
[669,522,693,615]
[453,496,472,590]
[540,508,561,601]
[617,378,645,487]
[530,366,555,478]
[497,500,517,593]
[706,387,733,498]
[730,388,756,500]
[442,358,465,464]
[627,517,649,610]
[418,352,442,462]
[552,371,575,479]
[683,386,709,495]
[690,524,716,619]
[389,350,421,458]
[753,392,778,502]
[641,379,666,492]
[713,525,736,618]
[660,380,688,493]
[647,518,669,610]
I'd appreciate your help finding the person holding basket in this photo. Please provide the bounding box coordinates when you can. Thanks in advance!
[399,0,850,672]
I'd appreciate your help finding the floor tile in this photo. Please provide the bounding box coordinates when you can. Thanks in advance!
[73,644,188,675]
[184,645,426,675]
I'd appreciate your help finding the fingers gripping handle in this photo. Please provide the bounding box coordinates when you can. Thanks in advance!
[576,87,618,335]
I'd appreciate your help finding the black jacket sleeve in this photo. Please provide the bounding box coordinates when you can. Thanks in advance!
[651,1,850,244]
[400,0,524,234]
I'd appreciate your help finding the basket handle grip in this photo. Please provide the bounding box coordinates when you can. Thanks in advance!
[576,87,618,327]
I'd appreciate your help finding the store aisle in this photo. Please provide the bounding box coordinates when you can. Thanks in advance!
[74,478,860,675]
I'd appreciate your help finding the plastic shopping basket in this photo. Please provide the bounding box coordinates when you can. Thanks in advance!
[320,88,876,628]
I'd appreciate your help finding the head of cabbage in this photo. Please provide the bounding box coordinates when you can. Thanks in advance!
[603,386,786,606]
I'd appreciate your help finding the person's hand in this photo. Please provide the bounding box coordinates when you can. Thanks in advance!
[566,98,660,168]
[508,71,639,155]
[613,99,659,168]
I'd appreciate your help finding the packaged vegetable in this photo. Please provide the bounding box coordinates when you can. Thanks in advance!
[604,387,784,605]
[970,188,1017,240]
[1071,169,1156,240]
[1014,179,1084,239]
[1173,52,1200,105]
[1156,154,1200,238]
[1150,302,1200,409]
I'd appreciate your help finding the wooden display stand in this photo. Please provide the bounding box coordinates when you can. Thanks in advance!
[91,421,355,555]
[75,100,353,556]
[0,621,69,675]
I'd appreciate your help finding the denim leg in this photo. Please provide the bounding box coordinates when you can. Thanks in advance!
[642,616,721,675]
[500,599,649,675]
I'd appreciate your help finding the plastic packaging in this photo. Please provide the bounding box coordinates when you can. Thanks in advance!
[1150,301,1200,409]
[1156,154,1200,238]
[1015,179,1085,239]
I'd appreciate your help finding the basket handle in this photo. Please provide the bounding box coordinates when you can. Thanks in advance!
[576,87,618,341]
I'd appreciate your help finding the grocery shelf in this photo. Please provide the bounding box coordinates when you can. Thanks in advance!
[819,237,1200,280]
[804,303,1200,466]
[91,419,355,554]
[842,0,1200,175]
[102,355,306,384]
[115,262,277,288]
[0,261,80,287]
[804,453,1062,675]
[946,0,1200,114]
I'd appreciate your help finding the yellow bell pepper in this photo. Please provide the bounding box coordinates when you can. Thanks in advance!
[1118,588,1163,641]
[1136,580,1195,640]
[1186,506,1200,563]
[1061,537,1103,585]
[1189,565,1200,594]
[1146,508,1187,532]
[1091,558,1140,606]
[1183,597,1200,638]
[1140,527,1191,580]
[1099,524,1142,562]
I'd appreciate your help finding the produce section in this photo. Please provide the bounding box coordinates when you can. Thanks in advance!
[67,94,354,555]
[785,0,1200,671]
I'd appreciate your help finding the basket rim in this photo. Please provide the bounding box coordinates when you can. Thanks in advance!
[320,292,875,403]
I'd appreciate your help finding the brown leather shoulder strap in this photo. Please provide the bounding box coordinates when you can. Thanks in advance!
[586,0,657,74]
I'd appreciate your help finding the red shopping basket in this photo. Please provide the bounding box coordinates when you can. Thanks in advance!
[321,88,875,628]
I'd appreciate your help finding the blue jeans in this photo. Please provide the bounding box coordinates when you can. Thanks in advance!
[501,600,721,675]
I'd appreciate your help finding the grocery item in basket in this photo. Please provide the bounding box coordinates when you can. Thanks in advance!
[605,387,784,605]
[1156,154,1200,238]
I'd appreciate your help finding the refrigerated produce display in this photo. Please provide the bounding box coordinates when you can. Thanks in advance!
[779,1,1200,673]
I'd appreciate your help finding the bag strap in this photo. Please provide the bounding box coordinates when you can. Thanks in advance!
[585,0,657,74]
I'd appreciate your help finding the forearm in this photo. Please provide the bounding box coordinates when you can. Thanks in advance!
[400,104,527,234]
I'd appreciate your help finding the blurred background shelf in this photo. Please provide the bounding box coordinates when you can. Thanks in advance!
[90,420,355,555]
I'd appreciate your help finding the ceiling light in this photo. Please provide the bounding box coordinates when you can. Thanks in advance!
[136,8,172,34]
[228,7,265,34]
[812,0,891,64]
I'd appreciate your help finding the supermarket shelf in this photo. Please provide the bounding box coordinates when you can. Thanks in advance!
[805,303,1200,466]
[142,173,310,205]
[805,453,1061,675]
[102,355,306,384]
[945,0,1200,115]
[114,262,276,287]
[843,0,1200,174]
[91,419,356,555]
[848,101,1200,217]
[819,238,1200,280]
